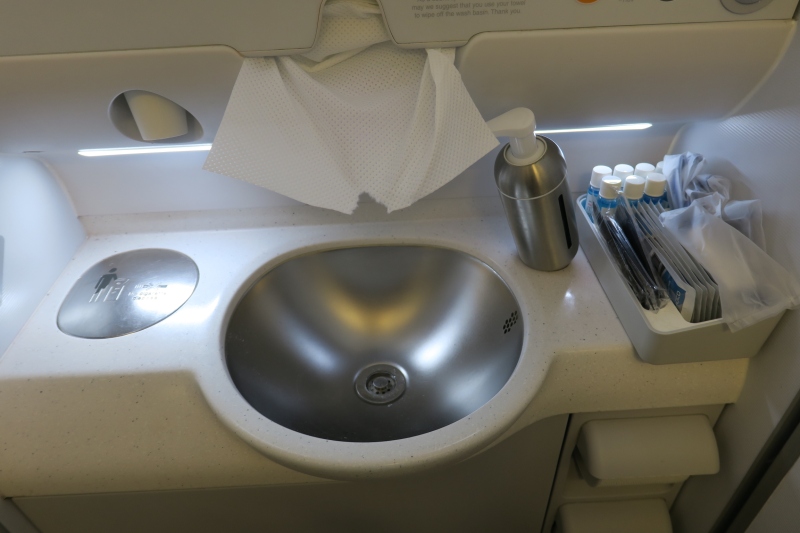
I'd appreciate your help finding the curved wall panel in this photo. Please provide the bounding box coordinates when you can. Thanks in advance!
[456,21,795,128]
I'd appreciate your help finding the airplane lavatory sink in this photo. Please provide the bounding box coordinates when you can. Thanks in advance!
[225,246,524,444]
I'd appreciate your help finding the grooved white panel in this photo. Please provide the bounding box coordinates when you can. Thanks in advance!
[456,21,794,127]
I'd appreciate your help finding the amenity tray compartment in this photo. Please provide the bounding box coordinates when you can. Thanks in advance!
[576,195,783,365]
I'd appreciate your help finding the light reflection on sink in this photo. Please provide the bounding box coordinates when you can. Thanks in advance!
[225,246,523,443]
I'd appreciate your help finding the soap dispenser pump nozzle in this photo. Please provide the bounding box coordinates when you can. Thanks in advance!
[487,107,546,166]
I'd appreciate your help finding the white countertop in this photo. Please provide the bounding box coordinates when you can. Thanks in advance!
[0,197,748,497]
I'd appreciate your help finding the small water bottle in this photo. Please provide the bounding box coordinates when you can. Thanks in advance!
[654,161,665,174]
[585,165,612,221]
[634,162,655,178]
[623,176,646,207]
[596,176,622,222]
[613,164,634,179]
[643,172,669,208]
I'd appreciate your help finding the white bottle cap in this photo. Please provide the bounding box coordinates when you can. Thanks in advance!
[655,161,665,174]
[613,164,634,179]
[634,163,655,178]
[600,177,622,200]
[623,176,646,200]
[590,165,613,188]
[645,173,667,197]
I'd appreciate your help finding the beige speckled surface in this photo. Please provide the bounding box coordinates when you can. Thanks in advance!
[0,198,748,497]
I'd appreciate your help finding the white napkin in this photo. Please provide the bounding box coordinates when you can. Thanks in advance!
[204,0,499,213]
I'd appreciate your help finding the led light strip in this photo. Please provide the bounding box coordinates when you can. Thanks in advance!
[536,123,652,135]
[78,144,212,157]
[77,123,652,156]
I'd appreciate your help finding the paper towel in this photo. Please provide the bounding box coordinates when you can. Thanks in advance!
[203,0,499,214]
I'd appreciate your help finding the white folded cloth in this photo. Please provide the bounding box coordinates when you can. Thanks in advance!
[204,0,498,213]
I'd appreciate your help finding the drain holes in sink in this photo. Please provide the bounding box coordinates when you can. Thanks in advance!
[368,373,395,395]
[503,310,519,334]
[355,364,407,405]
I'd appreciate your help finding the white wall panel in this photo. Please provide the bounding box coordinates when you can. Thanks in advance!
[0,1,324,57]
[0,157,85,358]
[0,47,242,154]
[669,26,800,533]
[457,22,794,128]
[45,123,678,217]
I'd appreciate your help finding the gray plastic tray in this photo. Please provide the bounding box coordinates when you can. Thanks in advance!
[576,195,783,365]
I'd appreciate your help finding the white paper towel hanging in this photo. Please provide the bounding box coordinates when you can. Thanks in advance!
[203,0,499,214]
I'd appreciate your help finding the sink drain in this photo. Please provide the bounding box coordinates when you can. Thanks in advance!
[355,364,407,405]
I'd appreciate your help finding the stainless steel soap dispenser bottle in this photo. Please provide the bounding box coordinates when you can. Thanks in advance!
[488,108,578,271]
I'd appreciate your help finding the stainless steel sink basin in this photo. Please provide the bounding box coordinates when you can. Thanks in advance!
[225,246,523,443]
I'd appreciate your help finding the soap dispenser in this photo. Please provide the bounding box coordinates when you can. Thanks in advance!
[488,108,578,271]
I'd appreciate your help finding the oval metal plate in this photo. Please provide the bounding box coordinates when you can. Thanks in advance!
[57,249,198,339]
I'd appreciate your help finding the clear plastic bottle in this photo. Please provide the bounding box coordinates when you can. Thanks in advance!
[597,176,622,221]
[623,176,646,207]
[634,162,655,178]
[655,161,665,175]
[643,172,669,207]
[613,164,634,179]
[585,165,612,221]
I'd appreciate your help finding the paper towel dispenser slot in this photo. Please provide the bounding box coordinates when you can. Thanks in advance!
[110,90,203,143]
[574,415,720,488]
